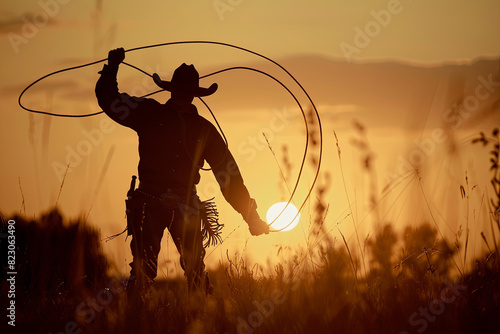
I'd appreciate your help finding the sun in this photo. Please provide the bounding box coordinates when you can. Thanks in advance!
[266,202,301,231]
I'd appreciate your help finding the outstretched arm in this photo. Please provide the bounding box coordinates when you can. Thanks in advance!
[205,124,269,236]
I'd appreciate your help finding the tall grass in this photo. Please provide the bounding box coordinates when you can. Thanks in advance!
[1,128,500,334]
[3,210,498,333]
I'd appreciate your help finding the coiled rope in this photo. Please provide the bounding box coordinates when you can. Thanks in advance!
[17,40,322,232]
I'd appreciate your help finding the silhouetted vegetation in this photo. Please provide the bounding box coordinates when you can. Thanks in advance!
[1,128,499,333]
[2,208,499,333]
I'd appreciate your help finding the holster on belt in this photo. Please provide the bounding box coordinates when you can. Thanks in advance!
[125,175,146,237]
[102,175,141,242]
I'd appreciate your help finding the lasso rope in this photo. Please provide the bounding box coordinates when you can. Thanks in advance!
[17,40,322,232]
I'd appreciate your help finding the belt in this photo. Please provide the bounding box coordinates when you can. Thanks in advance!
[138,181,196,197]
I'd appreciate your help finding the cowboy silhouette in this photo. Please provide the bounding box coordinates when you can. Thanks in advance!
[95,48,269,296]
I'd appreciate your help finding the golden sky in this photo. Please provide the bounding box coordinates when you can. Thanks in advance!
[1,0,499,275]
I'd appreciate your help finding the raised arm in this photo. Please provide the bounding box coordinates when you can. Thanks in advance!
[95,48,154,129]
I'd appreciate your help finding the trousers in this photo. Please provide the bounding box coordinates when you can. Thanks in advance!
[126,189,206,292]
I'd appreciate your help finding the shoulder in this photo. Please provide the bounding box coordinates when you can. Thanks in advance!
[196,115,219,135]
[197,115,215,127]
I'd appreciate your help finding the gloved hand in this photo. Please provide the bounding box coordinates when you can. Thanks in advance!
[244,207,270,236]
[108,47,125,67]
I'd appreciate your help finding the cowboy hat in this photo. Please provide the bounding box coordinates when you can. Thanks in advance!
[152,63,218,97]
